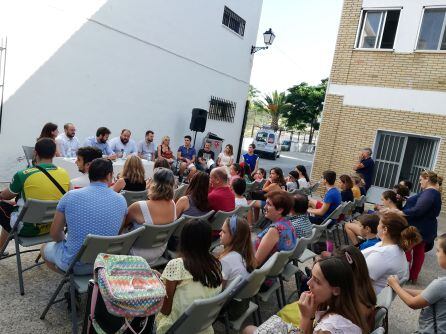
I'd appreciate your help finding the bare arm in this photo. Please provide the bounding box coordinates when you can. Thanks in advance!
[255,227,279,265]
[175,196,189,214]
[388,276,429,309]
[0,188,16,201]
[112,178,126,193]
[120,202,142,233]
[308,202,330,217]
[160,279,179,316]
[50,211,66,242]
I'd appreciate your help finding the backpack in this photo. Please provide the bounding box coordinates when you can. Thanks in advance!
[87,253,166,334]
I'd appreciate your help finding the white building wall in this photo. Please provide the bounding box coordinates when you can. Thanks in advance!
[0,0,263,180]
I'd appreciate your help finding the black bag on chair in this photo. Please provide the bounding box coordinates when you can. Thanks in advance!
[82,281,155,334]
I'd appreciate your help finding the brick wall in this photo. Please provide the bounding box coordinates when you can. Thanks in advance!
[330,0,446,92]
[312,94,446,206]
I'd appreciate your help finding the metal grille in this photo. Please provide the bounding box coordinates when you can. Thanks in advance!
[222,6,246,36]
[0,37,6,133]
[372,133,407,188]
[208,96,236,123]
[409,139,438,193]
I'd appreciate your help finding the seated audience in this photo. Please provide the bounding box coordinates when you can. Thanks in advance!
[241,162,253,183]
[0,139,70,252]
[56,123,80,158]
[295,165,310,189]
[362,212,421,293]
[231,178,248,207]
[339,174,354,202]
[155,220,222,334]
[393,183,410,203]
[109,129,137,156]
[241,144,259,177]
[286,170,299,191]
[177,135,197,182]
[251,167,286,222]
[255,191,297,265]
[217,144,234,168]
[84,127,116,159]
[229,163,243,184]
[38,122,62,157]
[157,136,175,166]
[154,158,171,169]
[351,174,366,198]
[345,214,380,249]
[41,158,126,274]
[387,233,446,334]
[137,130,156,161]
[289,194,313,238]
[243,257,367,334]
[219,216,256,286]
[399,179,413,192]
[375,189,404,211]
[208,167,235,213]
[176,172,210,217]
[252,168,267,189]
[112,155,147,192]
[308,170,342,224]
[71,146,102,189]
[196,141,215,172]
[121,168,176,265]
[333,246,377,330]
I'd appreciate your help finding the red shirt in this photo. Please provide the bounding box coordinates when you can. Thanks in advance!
[208,186,235,213]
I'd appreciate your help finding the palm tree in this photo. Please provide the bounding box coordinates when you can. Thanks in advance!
[254,90,292,131]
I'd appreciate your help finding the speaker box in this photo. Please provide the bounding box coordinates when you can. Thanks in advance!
[189,108,208,132]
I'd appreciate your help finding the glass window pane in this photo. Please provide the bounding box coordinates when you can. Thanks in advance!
[380,10,400,49]
[441,28,446,50]
[359,12,382,48]
[417,9,446,50]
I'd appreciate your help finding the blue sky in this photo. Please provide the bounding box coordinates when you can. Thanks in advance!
[250,0,344,95]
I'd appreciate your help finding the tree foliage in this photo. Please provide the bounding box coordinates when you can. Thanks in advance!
[283,79,327,143]
[253,90,292,131]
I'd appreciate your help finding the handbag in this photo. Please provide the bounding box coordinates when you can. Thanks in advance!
[255,315,299,334]
[87,254,166,334]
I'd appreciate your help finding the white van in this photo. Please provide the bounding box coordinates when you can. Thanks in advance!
[253,127,281,160]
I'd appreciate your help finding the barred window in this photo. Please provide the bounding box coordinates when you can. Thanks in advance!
[222,6,246,36]
[208,96,236,123]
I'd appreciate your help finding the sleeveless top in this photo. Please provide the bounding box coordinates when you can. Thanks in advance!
[130,200,177,265]
[123,178,146,191]
[182,196,209,217]
[159,145,174,159]
[255,217,297,260]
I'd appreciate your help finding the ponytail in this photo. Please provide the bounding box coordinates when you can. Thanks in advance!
[400,226,422,252]
[380,212,422,251]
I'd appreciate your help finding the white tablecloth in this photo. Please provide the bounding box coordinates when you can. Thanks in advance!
[53,157,154,180]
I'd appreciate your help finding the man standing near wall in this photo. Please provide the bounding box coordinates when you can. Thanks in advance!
[353,147,375,192]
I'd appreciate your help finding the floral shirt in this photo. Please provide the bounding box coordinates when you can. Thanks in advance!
[255,217,298,258]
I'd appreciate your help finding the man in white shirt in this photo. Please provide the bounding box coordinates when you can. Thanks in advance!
[56,123,80,157]
[71,146,102,189]
[109,129,137,157]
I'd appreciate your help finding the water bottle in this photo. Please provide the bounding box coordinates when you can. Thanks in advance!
[120,149,124,159]
[147,152,152,161]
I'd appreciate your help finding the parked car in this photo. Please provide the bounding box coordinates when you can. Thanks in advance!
[281,140,291,151]
[253,127,281,160]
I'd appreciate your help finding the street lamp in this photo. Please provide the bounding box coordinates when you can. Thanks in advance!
[251,28,275,54]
